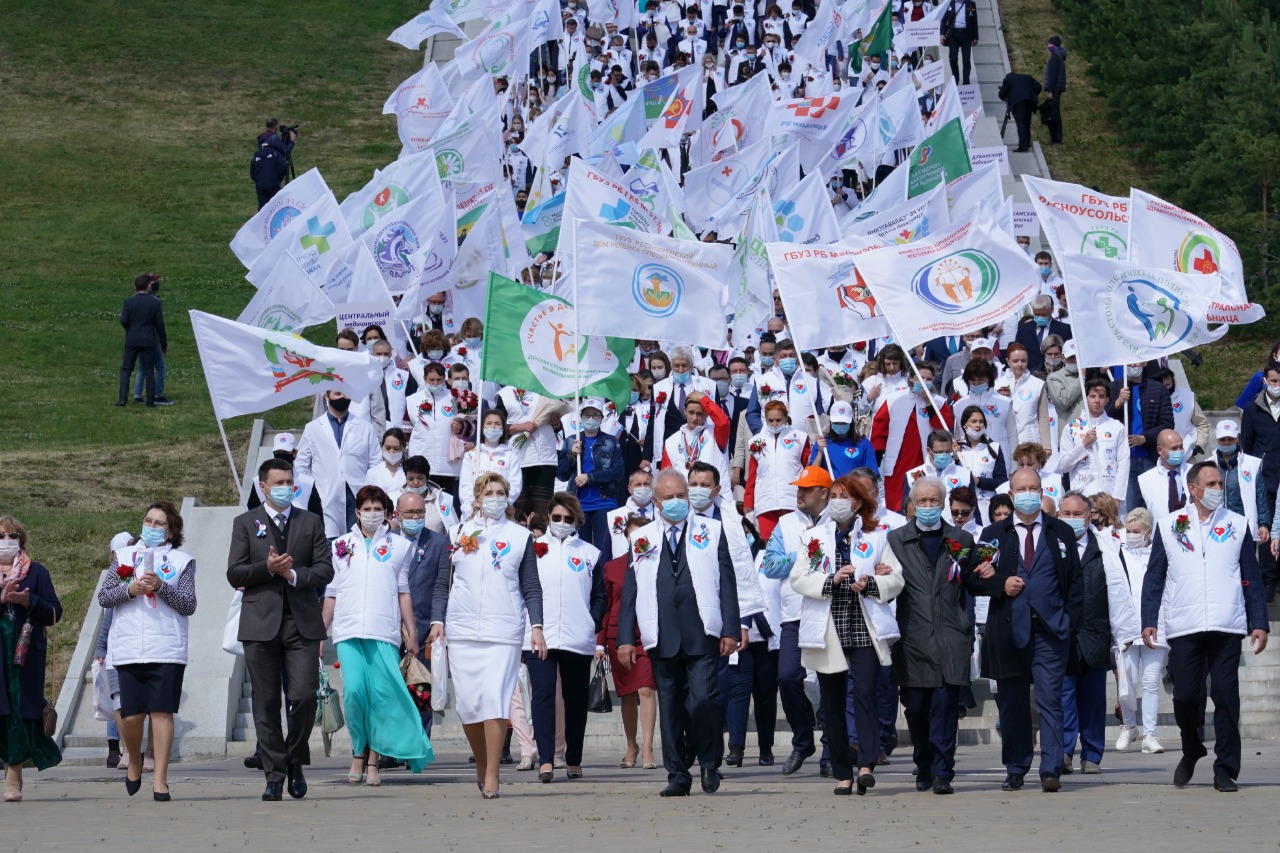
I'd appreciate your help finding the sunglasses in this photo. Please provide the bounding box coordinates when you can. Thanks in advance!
[548,514,574,523]
[0,532,19,540]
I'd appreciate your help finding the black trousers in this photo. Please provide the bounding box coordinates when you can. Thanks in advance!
[948,37,974,84]
[256,184,280,210]
[524,649,592,767]
[725,642,778,752]
[1011,101,1034,150]
[903,684,961,783]
[652,651,724,785]
[1168,632,1243,780]
[817,670,854,782]
[119,345,156,405]
[243,613,320,783]
[778,621,815,752]
[842,646,882,770]
[516,465,557,519]
[1045,92,1064,142]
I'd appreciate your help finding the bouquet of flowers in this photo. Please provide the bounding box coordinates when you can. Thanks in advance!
[1173,514,1194,552]
[833,372,856,387]
[407,682,432,711]
[452,388,479,416]
[974,540,1000,563]
[807,539,826,573]
[749,438,767,456]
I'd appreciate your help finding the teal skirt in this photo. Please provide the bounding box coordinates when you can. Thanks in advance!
[335,639,434,772]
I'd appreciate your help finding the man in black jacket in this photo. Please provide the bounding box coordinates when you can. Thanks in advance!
[1107,361,1175,511]
[252,118,296,210]
[1042,36,1067,144]
[116,273,167,408]
[998,72,1042,152]
[939,0,978,85]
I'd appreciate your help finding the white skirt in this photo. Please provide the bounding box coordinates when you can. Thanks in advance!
[449,639,521,724]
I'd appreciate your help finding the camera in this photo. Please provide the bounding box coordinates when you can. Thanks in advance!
[279,123,300,139]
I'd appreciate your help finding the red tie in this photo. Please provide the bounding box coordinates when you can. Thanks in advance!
[1020,521,1036,567]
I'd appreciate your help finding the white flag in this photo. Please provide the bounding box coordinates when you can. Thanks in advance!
[1023,175,1129,261]
[727,189,778,348]
[190,310,383,422]
[336,246,404,352]
[341,149,445,238]
[815,97,878,178]
[877,84,926,162]
[388,8,465,50]
[768,244,891,350]
[382,65,455,155]
[236,254,335,332]
[230,168,330,268]
[945,162,1003,220]
[771,171,842,244]
[769,94,855,170]
[847,211,1041,348]
[637,65,703,150]
[791,0,849,71]
[453,8,531,81]
[696,73,774,165]
[1128,188,1250,305]
[844,182,950,246]
[521,89,596,167]
[554,159,668,265]
[1060,255,1233,368]
[574,218,733,348]
[428,107,503,184]
[841,161,908,229]
[245,190,353,288]
[360,192,453,294]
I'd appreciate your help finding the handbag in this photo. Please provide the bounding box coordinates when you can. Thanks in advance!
[315,664,345,757]
[40,623,57,737]
[587,658,613,713]
[429,639,450,711]
[222,590,244,656]
[91,660,114,722]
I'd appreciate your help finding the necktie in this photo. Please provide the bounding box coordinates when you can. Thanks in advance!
[274,512,286,532]
[667,526,680,559]
[1014,521,1035,648]
[678,383,687,411]
[1019,521,1035,567]
[1168,469,1185,511]
[948,336,957,355]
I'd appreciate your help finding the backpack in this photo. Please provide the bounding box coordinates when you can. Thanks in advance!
[250,142,285,187]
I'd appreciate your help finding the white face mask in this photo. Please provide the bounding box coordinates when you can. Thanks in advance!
[964,428,984,442]
[359,510,385,533]
[406,484,429,496]
[651,368,667,380]
[383,450,404,465]
[481,496,508,519]
[688,486,714,510]
[0,540,19,561]
[453,380,470,392]
[1199,487,1224,511]
[827,498,854,523]
[1125,532,1149,550]
[632,486,654,506]
[548,521,576,539]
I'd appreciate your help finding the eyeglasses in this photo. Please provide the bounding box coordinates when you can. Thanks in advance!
[399,510,427,519]
[0,532,19,540]
[142,520,168,529]
[548,514,574,523]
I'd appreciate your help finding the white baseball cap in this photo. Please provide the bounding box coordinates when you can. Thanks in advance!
[580,396,606,414]
[968,337,994,352]
[829,401,854,424]
[1062,340,1077,360]
[1216,420,1240,440]
[273,433,297,453]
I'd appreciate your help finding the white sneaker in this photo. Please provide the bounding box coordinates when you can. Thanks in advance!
[1142,736,1164,754]
[1115,726,1137,752]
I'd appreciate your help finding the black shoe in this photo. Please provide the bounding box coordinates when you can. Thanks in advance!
[114,401,127,407]
[781,747,815,775]
[820,761,832,778]
[658,781,691,797]
[286,765,307,800]
[107,750,122,769]
[133,397,143,403]
[154,397,175,406]
[1213,774,1239,793]
[125,774,142,797]
[857,772,875,794]
[262,781,283,801]
[153,790,171,802]
[933,780,954,795]
[376,756,399,771]
[725,747,743,767]
[916,776,934,792]
[1174,752,1204,788]
[1041,775,1061,792]
[833,784,854,795]
[1001,774,1024,791]
[1014,146,1031,152]
[244,754,262,770]
[887,731,899,754]
[700,766,722,793]
[758,751,774,766]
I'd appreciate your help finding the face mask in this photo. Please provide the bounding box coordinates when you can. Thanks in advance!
[584,417,604,433]
[1218,444,1239,456]
[1013,492,1042,515]
[1164,450,1185,467]
[660,498,690,523]
[1064,363,1079,375]
[629,391,641,406]
[0,540,18,561]
[646,73,658,81]
[450,380,470,393]
[671,370,691,386]
[911,382,925,395]
[406,483,429,496]
[1126,366,1143,380]
[1268,385,1280,398]
[328,396,351,413]
[266,484,295,507]
[965,428,984,442]
[869,61,880,69]
[139,526,166,548]
[1064,517,1087,538]
[781,72,791,81]
[426,382,446,396]
[915,506,943,527]
[375,355,392,370]
[359,510,385,532]
[1044,356,1063,370]
[1034,315,1050,328]
[483,428,503,444]
[731,374,748,389]
[832,423,850,435]
[481,496,508,519]
[632,486,654,506]
[759,356,774,369]
[827,498,854,523]
[651,368,667,380]
[715,379,730,397]
[428,303,444,316]
[968,383,989,395]
[426,350,444,361]
[464,337,482,350]
[383,450,404,465]
[548,520,576,539]
[1199,487,1224,511]
[402,518,427,536]
[1125,532,1148,550]
[1038,266,1052,280]
[932,452,953,470]
[779,357,798,375]
[735,41,745,48]
[768,423,786,435]
[827,348,846,361]
[688,486,714,510]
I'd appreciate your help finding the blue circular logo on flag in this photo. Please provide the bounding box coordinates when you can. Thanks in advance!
[632,263,683,318]
[912,250,1000,314]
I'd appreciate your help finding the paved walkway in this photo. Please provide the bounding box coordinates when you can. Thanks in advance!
[15,741,1279,849]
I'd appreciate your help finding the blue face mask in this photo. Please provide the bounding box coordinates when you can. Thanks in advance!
[779,357,798,375]
[759,356,774,369]
[1065,517,1087,538]
[1219,444,1238,456]
[630,390,640,406]
[1165,450,1185,467]
[400,518,426,536]
[463,337,482,350]
[1013,492,1042,514]
[915,506,943,527]
[139,526,166,547]
[1038,266,1052,280]
[660,498,690,523]
[731,374,749,389]
[932,452,953,470]
[672,370,691,385]
[268,485,295,507]
[1034,315,1050,328]
[831,423,850,436]
[581,418,602,432]
[715,379,730,397]
[969,383,989,395]
[911,382,925,395]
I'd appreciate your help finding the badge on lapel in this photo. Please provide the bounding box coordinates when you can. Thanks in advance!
[491,540,511,568]
[254,520,268,539]
[690,524,710,550]
[567,555,586,572]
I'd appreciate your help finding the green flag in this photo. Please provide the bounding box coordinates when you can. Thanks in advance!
[480,273,635,406]
[907,118,972,198]
[861,0,894,58]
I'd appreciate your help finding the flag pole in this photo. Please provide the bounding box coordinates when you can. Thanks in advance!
[870,303,950,429]
[214,416,240,496]
[572,217,583,478]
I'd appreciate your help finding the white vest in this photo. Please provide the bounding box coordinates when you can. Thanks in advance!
[1009,373,1046,443]
[1153,507,1250,639]
[663,425,731,490]
[648,374,716,461]
[384,368,412,430]
[525,534,600,656]
[498,386,559,467]
[958,441,1000,502]
[326,525,411,646]
[459,444,525,514]
[953,389,1013,448]
[629,517,726,650]
[747,427,808,513]
[757,367,818,427]
[704,500,766,618]
[406,388,462,477]
[608,499,656,560]
[107,545,194,667]
[1138,461,1191,518]
[774,510,822,623]
[794,523,893,649]
[1228,452,1264,537]
[904,462,975,522]
[445,518,533,646]
[1169,387,1197,452]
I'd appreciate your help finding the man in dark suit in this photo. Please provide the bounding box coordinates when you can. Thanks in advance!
[923,335,965,369]
[395,489,450,739]
[617,468,741,797]
[969,467,1082,792]
[998,72,1043,152]
[1014,295,1072,372]
[939,0,978,84]
[116,272,168,408]
[1108,360,1175,511]
[711,363,746,454]
[227,457,334,802]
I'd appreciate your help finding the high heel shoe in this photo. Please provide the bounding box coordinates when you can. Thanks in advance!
[538,765,554,783]
[125,774,142,797]
[348,757,367,784]
[482,787,501,799]
[153,790,171,802]
[856,772,875,795]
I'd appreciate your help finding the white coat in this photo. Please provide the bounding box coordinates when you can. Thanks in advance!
[405,387,462,478]
[525,534,600,656]
[756,367,818,428]
[607,499,657,560]
[296,412,379,538]
[107,545,195,667]
[952,389,1015,449]
[745,426,808,514]
[1056,413,1130,504]
[1137,460,1191,518]
[325,525,411,646]
[365,461,407,503]
[1152,506,1251,639]
[649,374,716,459]
[1005,372,1048,445]
[497,387,559,467]
[1117,542,1165,647]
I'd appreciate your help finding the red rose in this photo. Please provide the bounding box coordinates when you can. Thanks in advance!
[457,346,467,356]
[853,342,867,352]
[116,564,134,580]
[534,542,549,558]
[807,539,820,558]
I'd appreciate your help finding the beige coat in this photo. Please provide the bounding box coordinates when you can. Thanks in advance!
[789,559,904,673]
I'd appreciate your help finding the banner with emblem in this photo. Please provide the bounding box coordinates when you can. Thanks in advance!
[236,253,336,333]
[767,244,891,349]
[230,168,332,268]
[1127,188,1252,308]
[190,310,384,422]
[481,273,635,405]
[245,189,353,289]
[843,182,949,246]
[573,218,733,348]
[1022,175,1129,262]
[453,7,532,81]
[381,64,456,156]
[340,149,445,239]
[388,7,466,49]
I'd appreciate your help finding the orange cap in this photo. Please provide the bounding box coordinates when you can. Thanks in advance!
[790,466,833,489]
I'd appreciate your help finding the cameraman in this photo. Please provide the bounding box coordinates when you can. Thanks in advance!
[251,117,296,210]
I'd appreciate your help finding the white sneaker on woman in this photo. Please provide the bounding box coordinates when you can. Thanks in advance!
[1142,736,1164,754]
[1115,726,1136,752]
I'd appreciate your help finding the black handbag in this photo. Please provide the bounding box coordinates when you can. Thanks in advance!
[588,658,613,713]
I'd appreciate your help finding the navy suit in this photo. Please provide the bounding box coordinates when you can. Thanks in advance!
[923,336,962,368]
[1013,318,1072,372]
[971,515,1082,781]
[405,525,450,735]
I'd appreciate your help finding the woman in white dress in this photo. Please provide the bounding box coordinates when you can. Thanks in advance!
[459,411,525,516]
[428,473,546,798]
[364,428,408,502]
